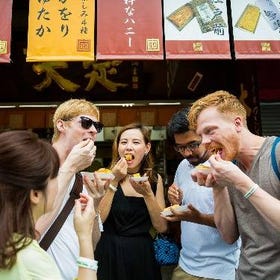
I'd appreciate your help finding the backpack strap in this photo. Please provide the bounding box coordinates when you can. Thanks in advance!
[271,137,280,180]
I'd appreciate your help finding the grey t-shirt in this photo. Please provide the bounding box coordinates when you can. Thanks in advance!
[229,136,280,280]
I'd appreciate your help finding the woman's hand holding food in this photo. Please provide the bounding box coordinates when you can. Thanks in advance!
[130,176,153,197]
[111,157,128,183]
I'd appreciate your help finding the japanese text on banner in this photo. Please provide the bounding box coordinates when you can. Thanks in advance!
[27,0,95,62]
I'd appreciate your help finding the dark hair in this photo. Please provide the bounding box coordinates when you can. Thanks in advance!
[110,123,158,184]
[167,107,190,146]
[0,130,60,269]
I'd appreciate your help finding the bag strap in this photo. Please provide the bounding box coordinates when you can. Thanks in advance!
[271,137,280,180]
[39,173,83,251]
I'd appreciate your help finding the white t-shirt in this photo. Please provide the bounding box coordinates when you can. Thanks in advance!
[42,176,88,280]
[174,159,240,280]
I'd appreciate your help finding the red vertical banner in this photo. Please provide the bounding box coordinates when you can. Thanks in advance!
[163,0,231,59]
[232,0,280,58]
[0,0,13,63]
[96,0,164,60]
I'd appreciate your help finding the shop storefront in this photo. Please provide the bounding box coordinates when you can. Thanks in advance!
[1,0,280,182]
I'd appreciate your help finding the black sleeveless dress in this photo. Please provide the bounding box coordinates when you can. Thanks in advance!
[95,182,162,280]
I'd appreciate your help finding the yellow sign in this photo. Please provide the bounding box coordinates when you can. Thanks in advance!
[261,42,271,52]
[0,40,7,54]
[27,0,95,62]
[193,42,203,52]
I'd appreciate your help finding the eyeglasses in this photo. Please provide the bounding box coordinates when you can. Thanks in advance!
[79,116,104,133]
[174,141,201,153]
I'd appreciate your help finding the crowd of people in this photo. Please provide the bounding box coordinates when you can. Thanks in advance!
[1,91,280,280]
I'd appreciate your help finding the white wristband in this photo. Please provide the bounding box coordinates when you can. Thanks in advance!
[244,184,259,199]
[108,184,117,192]
[77,257,98,271]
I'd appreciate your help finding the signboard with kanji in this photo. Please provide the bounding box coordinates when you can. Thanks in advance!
[26,0,95,61]
[96,0,164,60]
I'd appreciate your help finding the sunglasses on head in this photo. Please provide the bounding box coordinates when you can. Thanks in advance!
[79,116,104,133]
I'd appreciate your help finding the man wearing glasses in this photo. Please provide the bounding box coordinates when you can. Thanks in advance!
[164,108,240,280]
[38,99,105,280]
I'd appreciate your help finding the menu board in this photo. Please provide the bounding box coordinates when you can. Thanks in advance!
[232,0,280,58]
[164,0,231,59]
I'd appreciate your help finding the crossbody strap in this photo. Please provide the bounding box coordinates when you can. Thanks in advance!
[39,173,83,251]
[271,137,280,180]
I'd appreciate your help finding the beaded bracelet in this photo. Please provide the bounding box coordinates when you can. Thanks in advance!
[77,257,98,271]
[108,184,117,192]
[244,184,259,199]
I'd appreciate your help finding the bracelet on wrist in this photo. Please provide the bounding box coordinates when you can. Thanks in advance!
[108,184,117,192]
[77,257,98,271]
[244,184,259,199]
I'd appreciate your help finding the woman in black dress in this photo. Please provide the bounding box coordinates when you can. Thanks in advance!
[95,123,168,280]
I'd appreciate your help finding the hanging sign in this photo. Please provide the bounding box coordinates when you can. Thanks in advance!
[96,0,163,60]
[26,0,95,62]
[0,0,13,63]
[232,0,280,58]
[164,0,231,59]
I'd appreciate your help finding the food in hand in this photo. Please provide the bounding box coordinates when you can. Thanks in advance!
[130,173,148,182]
[163,204,180,212]
[195,163,211,175]
[161,204,187,217]
[81,171,95,181]
[195,164,210,170]
[96,168,115,179]
[97,168,112,173]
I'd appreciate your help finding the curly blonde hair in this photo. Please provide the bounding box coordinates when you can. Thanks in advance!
[52,99,100,142]
[188,90,247,130]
